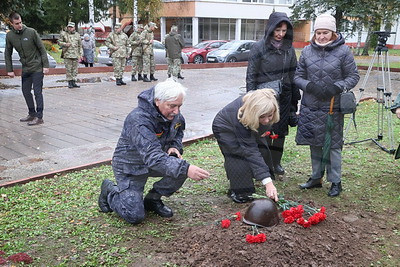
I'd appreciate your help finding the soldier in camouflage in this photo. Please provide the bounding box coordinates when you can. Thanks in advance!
[128,24,144,82]
[98,79,210,224]
[58,22,82,88]
[140,22,158,82]
[164,25,185,80]
[106,23,129,86]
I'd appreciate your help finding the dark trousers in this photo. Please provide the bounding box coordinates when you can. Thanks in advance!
[108,169,187,224]
[22,72,44,119]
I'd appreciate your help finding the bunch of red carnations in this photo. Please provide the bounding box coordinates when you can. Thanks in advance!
[282,205,326,228]
[219,212,267,244]
[261,131,279,139]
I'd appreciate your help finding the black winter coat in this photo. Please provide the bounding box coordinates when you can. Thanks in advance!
[112,87,190,178]
[246,12,300,136]
[294,34,360,148]
[212,96,272,181]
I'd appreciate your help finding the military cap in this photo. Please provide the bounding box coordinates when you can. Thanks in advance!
[67,22,75,28]
[148,22,158,29]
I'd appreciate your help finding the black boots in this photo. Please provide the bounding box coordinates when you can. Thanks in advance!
[143,75,151,82]
[144,189,173,217]
[328,182,342,197]
[68,80,74,88]
[131,75,137,81]
[138,74,143,81]
[72,81,80,88]
[116,78,126,86]
[150,74,158,81]
[178,73,184,79]
[299,178,323,189]
[98,179,115,212]
[229,191,254,203]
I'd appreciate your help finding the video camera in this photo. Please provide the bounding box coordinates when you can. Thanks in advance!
[373,31,396,48]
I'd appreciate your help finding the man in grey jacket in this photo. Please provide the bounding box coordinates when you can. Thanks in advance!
[5,11,49,126]
[98,79,210,224]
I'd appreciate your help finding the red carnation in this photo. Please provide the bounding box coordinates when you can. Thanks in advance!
[0,257,6,265]
[234,212,241,221]
[221,219,231,228]
[246,234,255,243]
[319,206,326,214]
[284,216,295,224]
[255,233,267,243]
[270,134,279,139]
[302,220,312,228]
[7,252,33,264]
[296,217,305,226]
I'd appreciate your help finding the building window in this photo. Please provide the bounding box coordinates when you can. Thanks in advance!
[199,18,236,41]
[241,19,266,41]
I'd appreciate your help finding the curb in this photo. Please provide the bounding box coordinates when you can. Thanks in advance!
[0,133,214,188]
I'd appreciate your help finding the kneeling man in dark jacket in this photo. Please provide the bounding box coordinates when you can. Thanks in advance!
[98,79,210,224]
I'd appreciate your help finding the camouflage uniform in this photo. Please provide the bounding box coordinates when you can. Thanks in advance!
[58,22,82,87]
[164,26,185,79]
[140,23,157,81]
[106,24,129,84]
[128,24,144,81]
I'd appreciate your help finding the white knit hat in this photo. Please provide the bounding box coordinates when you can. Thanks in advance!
[314,14,336,32]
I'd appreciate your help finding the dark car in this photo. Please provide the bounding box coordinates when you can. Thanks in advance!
[206,40,255,63]
[0,31,57,69]
[182,40,228,64]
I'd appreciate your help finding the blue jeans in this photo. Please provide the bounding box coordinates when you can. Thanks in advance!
[22,71,44,119]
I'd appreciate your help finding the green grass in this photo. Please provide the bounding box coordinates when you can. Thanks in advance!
[0,100,399,266]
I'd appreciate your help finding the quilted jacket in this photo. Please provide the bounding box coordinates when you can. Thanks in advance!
[112,87,190,179]
[246,12,300,136]
[294,34,360,148]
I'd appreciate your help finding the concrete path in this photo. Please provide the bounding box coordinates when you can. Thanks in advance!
[1,65,399,186]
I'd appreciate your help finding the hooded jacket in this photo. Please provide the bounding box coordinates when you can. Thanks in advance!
[246,12,300,136]
[294,33,360,148]
[112,87,189,179]
[164,31,185,59]
[5,25,49,73]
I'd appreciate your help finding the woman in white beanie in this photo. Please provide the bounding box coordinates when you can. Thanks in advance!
[294,14,360,197]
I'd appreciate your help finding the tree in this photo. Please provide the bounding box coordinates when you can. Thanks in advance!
[1,0,111,33]
[290,0,400,55]
[122,0,162,24]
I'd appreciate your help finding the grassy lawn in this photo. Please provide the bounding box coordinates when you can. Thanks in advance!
[1,100,399,266]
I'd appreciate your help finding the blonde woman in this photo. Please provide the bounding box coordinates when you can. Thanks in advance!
[212,89,280,203]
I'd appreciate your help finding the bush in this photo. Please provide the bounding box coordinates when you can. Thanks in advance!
[42,40,54,52]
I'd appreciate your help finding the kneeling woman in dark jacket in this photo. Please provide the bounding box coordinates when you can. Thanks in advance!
[212,89,280,203]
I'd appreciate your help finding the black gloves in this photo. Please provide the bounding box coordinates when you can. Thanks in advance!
[288,112,298,127]
[306,82,326,100]
[306,82,342,100]
[324,84,342,98]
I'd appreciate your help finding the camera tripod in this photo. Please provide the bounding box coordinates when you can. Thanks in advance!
[343,32,396,154]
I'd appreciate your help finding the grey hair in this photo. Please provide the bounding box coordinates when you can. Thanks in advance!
[154,78,187,102]
[171,25,178,33]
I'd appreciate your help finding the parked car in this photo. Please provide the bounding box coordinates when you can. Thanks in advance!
[0,31,57,69]
[206,40,255,63]
[97,40,188,66]
[182,40,228,64]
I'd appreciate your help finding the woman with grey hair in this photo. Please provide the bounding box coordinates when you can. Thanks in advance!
[212,89,280,203]
[81,33,95,67]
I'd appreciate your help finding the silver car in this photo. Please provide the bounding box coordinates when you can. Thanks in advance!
[97,40,188,65]
[0,31,57,69]
[206,40,255,63]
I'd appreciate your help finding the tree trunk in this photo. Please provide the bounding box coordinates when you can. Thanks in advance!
[362,28,372,56]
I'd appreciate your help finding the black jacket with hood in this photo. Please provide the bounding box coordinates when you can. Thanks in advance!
[246,12,300,136]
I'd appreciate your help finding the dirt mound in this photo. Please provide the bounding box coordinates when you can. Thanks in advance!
[163,208,379,266]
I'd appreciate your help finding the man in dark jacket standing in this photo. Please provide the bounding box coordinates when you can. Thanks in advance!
[98,79,210,224]
[164,25,185,79]
[5,12,49,126]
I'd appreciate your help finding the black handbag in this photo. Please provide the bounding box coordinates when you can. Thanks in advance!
[256,79,282,96]
[340,89,357,114]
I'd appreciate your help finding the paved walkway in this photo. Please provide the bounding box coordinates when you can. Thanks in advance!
[0,67,247,186]
[1,65,399,186]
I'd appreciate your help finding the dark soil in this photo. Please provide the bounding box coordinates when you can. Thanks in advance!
[155,201,395,266]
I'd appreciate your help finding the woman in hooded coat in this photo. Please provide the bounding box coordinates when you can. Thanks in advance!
[246,12,300,176]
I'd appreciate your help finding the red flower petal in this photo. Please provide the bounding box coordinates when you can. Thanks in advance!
[221,219,231,228]
[235,212,241,221]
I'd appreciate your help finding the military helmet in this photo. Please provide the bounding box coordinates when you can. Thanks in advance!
[243,198,279,227]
